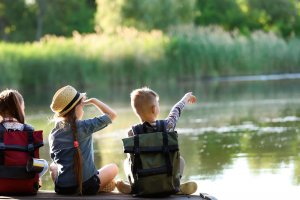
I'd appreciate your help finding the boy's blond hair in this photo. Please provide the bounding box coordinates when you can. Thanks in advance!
[130,87,159,117]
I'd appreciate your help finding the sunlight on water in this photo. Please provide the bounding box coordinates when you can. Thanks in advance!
[263,116,300,123]
[195,158,299,200]
[177,124,292,135]
[27,79,300,200]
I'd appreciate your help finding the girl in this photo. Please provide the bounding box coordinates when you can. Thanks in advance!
[49,85,118,195]
[0,89,48,186]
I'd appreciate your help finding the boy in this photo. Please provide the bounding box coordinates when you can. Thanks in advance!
[116,87,197,195]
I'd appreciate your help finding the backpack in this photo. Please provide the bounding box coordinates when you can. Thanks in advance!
[0,123,44,195]
[122,120,181,196]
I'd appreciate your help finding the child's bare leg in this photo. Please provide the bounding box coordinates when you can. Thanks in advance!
[123,158,131,180]
[49,162,58,183]
[180,156,185,178]
[115,158,132,194]
[98,163,118,192]
[178,157,197,195]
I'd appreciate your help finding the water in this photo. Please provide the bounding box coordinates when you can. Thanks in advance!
[26,77,300,200]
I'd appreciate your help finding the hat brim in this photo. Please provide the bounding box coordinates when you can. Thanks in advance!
[55,93,85,117]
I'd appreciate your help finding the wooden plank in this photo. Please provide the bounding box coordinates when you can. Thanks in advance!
[0,190,217,200]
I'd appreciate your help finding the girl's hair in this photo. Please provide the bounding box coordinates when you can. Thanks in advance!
[63,100,83,194]
[0,89,25,123]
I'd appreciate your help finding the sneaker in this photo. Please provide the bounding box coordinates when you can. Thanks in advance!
[116,180,132,194]
[100,180,116,192]
[178,181,197,195]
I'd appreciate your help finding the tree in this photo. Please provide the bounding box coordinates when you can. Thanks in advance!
[194,0,247,31]
[95,0,125,33]
[35,0,46,41]
[0,0,96,42]
[194,0,299,37]
[0,0,36,42]
[95,0,196,32]
[42,0,96,37]
[247,0,298,37]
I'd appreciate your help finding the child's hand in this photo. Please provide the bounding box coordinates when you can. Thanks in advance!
[83,97,95,106]
[83,98,117,120]
[182,92,197,104]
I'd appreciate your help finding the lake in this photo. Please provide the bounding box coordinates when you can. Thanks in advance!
[26,77,300,200]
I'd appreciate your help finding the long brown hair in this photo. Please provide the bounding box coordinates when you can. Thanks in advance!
[63,100,83,195]
[0,89,25,123]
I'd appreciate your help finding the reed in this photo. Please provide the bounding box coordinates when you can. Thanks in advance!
[0,26,299,104]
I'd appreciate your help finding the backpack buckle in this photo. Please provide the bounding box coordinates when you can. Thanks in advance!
[28,144,34,152]
[0,142,5,150]
[134,147,140,154]
[163,146,169,153]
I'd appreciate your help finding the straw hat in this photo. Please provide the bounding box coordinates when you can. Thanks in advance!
[50,85,85,117]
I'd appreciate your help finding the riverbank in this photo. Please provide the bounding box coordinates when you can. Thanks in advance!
[1,27,300,100]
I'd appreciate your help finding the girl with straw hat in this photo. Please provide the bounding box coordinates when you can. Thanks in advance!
[49,85,118,195]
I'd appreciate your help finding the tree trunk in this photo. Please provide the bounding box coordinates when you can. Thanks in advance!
[35,0,46,41]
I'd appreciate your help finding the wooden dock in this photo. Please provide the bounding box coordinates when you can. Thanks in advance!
[0,190,218,200]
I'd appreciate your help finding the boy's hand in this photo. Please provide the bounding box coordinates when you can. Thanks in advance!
[182,92,197,104]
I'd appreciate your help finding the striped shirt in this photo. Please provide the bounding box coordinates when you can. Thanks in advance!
[128,99,186,136]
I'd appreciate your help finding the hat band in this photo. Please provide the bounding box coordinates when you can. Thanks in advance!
[59,92,81,114]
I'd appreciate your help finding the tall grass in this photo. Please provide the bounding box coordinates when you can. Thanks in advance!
[167,26,300,78]
[0,26,299,104]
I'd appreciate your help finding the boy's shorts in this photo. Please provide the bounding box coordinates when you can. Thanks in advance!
[55,174,100,195]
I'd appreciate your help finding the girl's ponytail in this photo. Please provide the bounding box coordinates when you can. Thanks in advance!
[71,117,83,194]
[65,103,83,195]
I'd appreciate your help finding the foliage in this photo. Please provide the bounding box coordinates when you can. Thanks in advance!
[42,0,96,37]
[195,0,246,31]
[1,27,300,104]
[95,0,125,33]
[195,0,300,37]
[247,0,298,37]
[0,0,96,42]
[1,0,300,41]
[95,0,195,32]
[0,0,36,41]
[120,0,195,31]
[166,25,300,77]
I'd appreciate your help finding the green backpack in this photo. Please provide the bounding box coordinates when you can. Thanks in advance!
[122,120,181,196]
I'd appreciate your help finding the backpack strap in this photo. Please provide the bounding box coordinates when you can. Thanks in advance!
[156,120,173,176]
[132,120,167,135]
[0,166,35,179]
[27,130,35,157]
[23,124,34,131]
[23,124,40,157]
[132,124,145,135]
[156,120,167,133]
[0,123,5,165]
[131,124,144,186]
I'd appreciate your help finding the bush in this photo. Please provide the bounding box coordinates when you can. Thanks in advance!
[0,27,299,104]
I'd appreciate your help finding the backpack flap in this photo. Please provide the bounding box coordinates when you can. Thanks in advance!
[122,132,179,153]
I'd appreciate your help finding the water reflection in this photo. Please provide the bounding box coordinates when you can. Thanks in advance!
[36,106,300,192]
[26,79,300,199]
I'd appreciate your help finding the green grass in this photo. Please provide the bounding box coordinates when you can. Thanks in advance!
[0,26,299,104]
